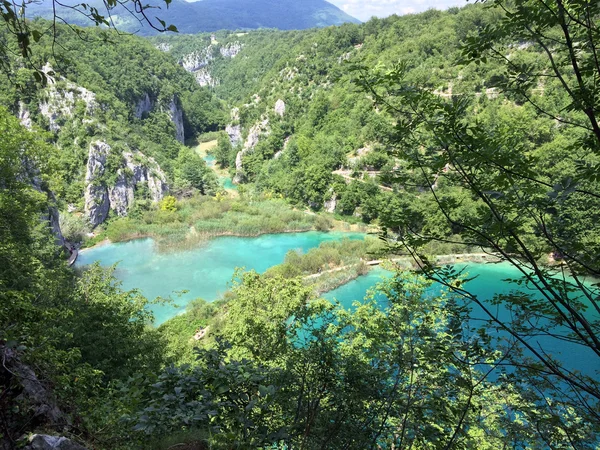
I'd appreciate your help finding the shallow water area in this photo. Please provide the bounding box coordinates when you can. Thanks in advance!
[203,154,216,167]
[221,177,237,190]
[77,231,365,324]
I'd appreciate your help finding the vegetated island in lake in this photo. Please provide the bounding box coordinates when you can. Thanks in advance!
[82,195,371,253]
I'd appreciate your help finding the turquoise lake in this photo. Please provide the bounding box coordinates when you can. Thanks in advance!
[77,233,599,376]
[324,264,599,377]
[76,231,365,324]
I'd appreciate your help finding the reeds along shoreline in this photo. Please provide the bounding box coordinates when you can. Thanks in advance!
[82,197,338,252]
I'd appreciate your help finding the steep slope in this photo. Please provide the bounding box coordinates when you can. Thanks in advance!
[156,3,600,258]
[25,0,360,35]
[0,23,224,232]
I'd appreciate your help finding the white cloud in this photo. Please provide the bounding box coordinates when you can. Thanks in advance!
[329,0,468,21]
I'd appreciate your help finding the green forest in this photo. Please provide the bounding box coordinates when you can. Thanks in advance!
[1,0,600,448]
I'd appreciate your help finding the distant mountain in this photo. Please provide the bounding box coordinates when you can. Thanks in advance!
[25,0,361,35]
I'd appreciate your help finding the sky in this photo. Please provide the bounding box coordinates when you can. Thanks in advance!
[327,0,469,21]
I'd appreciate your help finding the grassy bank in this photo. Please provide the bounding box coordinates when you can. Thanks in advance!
[265,236,387,292]
[85,196,337,252]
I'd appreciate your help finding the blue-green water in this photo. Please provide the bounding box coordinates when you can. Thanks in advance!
[221,177,237,190]
[324,263,599,377]
[203,154,216,167]
[76,232,364,324]
[201,154,237,190]
[77,234,598,376]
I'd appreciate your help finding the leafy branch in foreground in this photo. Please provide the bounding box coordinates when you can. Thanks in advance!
[0,0,178,82]
[351,0,600,441]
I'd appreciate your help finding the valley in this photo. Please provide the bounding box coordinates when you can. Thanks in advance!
[1,1,599,449]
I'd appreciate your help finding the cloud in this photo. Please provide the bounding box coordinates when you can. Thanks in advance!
[329,0,468,21]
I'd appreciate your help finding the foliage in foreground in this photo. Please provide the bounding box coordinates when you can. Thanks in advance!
[127,271,600,449]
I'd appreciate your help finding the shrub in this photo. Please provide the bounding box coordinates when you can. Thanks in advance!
[160,195,178,212]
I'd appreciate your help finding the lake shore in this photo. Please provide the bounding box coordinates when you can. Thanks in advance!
[306,252,504,295]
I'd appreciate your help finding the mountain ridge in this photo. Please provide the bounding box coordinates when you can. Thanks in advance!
[25,0,361,35]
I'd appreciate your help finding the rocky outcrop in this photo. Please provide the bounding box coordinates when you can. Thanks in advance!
[26,435,87,450]
[194,68,218,87]
[39,77,97,133]
[348,145,372,166]
[225,107,242,146]
[134,93,153,118]
[155,42,171,52]
[18,102,32,129]
[226,124,242,147]
[167,96,185,143]
[180,46,219,87]
[244,118,269,150]
[181,46,214,72]
[274,99,286,117]
[273,137,290,160]
[84,141,168,227]
[179,42,242,86]
[106,154,168,218]
[0,344,66,448]
[134,93,185,142]
[233,117,270,184]
[84,141,111,227]
[220,42,243,58]
[107,171,135,217]
[324,192,337,213]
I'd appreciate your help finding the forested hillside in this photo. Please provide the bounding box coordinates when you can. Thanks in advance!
[1,1,600,449]
[155,8,496,217]
[0,22,225,241]
[156,4,599,262]
[25,0,360,35]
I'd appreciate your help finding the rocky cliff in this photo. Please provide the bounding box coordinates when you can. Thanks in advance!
[84,141,168,227]
[233,117,270,184]
[160,41,243,87]
[39,82,97,133]
[167,96,186,143]
[133,93,185,142]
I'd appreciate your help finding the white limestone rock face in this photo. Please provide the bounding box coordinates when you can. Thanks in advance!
[107,171,134,217]
[84,141,168,227]
[233,117,270,184]
[195,68,219,87]
[167,96,185,143]
[39,81,97,133]
[156,42,171,52]
[179,42,242,86]
[324,192,337,213]
[274,99,286,117]
[18,102,32,129]
[226,124,242,147]
[27,434,87,450]
[84,141,111,227]
[220,42,242,58]
[107,152,168,217]
[244,118,269,151]
[124,152,168,203]
[181,46,214,72]
[226,107,242,146]
[134,93,153,118]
